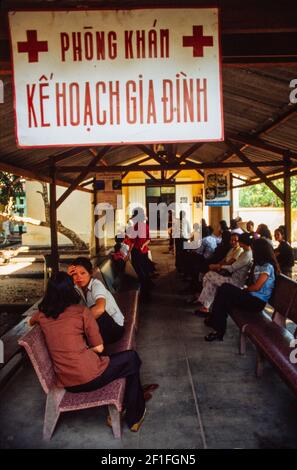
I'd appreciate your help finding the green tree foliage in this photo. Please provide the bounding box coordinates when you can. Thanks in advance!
[0,172,24,207]
[239,177,297,208]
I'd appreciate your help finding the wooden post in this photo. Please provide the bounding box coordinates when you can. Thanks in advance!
[283,153,292,243]
[229,173,234,225]
[49,165,59,276]
[93,179,100,256]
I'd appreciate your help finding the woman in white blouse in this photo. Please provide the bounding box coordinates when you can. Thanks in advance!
[68,257,124,345]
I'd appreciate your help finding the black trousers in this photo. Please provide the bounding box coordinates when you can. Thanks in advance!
[66,350,145,428]
[183,252,208,279]
[175,238,188,272]
[131,248,151,294]
[97,312,124,345]
[209,283,266,336]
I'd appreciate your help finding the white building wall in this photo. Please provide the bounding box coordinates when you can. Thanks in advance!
[22,181,92,246]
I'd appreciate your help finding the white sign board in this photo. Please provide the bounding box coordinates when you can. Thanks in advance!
[9,8,223,148]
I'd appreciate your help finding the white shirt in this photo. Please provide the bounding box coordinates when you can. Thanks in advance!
[222,248,253,287]
[231,228,244,235]
[76,278,124,326]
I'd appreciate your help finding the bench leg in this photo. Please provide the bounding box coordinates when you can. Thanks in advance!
[239,330,246,355]
[43,388,65,441]
[255,350,265,378]
[108,405,122,439]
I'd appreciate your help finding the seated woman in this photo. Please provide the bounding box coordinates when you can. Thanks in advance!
[274,226,295,277]
[256,223,274,247]
[204,237,279,341]
[194,232,253,315]
[28,272,146,431]
[112,235,132,274]
[68,257,124,345]
[208,233,242,269]
[181,226,217,286]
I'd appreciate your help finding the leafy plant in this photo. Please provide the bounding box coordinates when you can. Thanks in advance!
[239,177,297,208]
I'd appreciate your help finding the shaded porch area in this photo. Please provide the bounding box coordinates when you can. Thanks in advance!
[1,244,297,449]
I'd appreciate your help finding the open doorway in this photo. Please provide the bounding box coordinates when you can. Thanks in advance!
[145,182,175,235]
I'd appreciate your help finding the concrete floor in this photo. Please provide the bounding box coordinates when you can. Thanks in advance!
[1,244,297,449]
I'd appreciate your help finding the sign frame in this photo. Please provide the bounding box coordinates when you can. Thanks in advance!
[8,6,224,149]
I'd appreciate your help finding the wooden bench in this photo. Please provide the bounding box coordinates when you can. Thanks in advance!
[98,257,140,295]
[93,262,140,331]
[0,302,38,388]
[230,274,297,396]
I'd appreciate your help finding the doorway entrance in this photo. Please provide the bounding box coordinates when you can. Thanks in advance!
[145,182,175,235]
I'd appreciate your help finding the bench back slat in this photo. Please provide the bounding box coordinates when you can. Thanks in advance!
[99,259,117,294]
[18,326,56,394]
[287,289,297,324]
[269,274,297,318]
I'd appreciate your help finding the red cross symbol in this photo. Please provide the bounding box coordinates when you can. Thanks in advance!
[182,25,213,57]
[17,30,48,63]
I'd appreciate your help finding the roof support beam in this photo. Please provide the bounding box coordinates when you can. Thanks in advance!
[232,167,297,189]
[32,148,91,171]
[143,170,158,181]
[178,143,204,164]
[226,139,285,201]
[228,133,297,160]
[0,159,92,193]
[56,146,111,208]
[57,161,288,173]
[167,170,182,181]
[136,145,167,166]
[121,180,204,187]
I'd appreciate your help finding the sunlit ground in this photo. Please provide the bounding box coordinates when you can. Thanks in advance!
[0,258,36,276]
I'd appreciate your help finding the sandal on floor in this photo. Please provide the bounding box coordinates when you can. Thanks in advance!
[186,296,201,305]
[204,332,224,342]
[130,408,146,432]
[144,391,152,402]
[194,308,210,317]
[142,383,159,393]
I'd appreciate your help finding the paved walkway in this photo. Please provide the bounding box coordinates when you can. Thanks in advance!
[1,244,297,449]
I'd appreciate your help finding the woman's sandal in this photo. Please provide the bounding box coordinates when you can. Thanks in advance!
[142,383,159,393]
[130,408,146,432]
[204,331,224,342]
[194,308,210,318]
[186,296,201,305]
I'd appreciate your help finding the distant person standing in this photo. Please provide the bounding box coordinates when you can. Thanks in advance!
[230,218,244,235]
[175,210,191,273]
[274,226,295,277]
[168,210,174,253]
[18,221,24,237]
[2,220,10,244]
